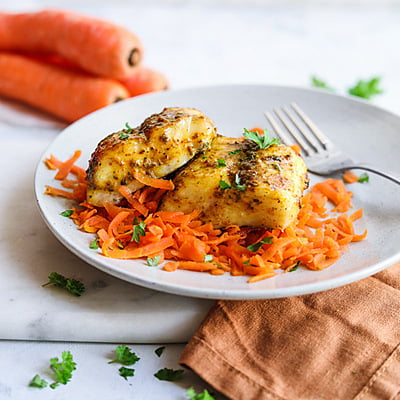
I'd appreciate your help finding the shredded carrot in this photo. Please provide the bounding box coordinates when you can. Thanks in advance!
[44,152,367,283]
[342,170,360,184]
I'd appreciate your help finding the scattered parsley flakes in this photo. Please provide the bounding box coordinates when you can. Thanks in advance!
[147,256,161,266]
[216,159,226,168]
[243,128,280,150]
[311,76,335,91]
[288,261,301,272]
[109,345,140,366]
[186,387,217,400]
[348,77,383,99]
[125,122,133,133]
[234,174,246,191]
[42,272,85,297]
[131,219,146,243]
[154,368,184,382]
[155,346,165,357]
[89,238,99,249]
[219,180,231,190]
[247,237,274,252]
[358,172,370,183]
[29,375,48,388]
[204,255,213,262]
[60,209,74,217]
[119,367,135,380]
[228,148,242,155]
[119,132,129,140]
[49,351,76,389]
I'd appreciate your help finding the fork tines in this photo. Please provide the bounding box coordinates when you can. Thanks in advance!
[264,103,332,156]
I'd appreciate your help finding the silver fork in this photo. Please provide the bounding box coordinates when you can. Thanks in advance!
[265,103,400,185]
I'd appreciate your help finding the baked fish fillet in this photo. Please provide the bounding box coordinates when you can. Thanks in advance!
[86,107,217,206]
[159,135,309,229]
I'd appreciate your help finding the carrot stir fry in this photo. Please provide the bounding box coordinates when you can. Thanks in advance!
[44,152,367,283]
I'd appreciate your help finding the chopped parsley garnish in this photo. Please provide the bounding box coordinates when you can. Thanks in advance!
[119,132,129,139]
[219,180,231,190]
[348,77,383,99]
[234,174,246,191]
[247,237,274,252]
[89,238,99,249]
[49,351,76,389]
[186,387,217,400]
[42,272,85,297]
[154,368,184,382]
[29,375,48,388]
[60,209,74,217]
[358,172,370,183]
[228,149,242,155]
[204,255,213,262]
[147,256,161,266]
[125,122,133,133]
[243,128,280,149]
[154,346,165,357]
[219,173,246,192]
[216,159,226,168]
[108,345,140,366]
[119,367,135,380]
[288,261,301,272]
[311,76,335,91]
[131,219,146,243]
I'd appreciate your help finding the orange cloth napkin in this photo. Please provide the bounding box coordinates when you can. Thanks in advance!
[180,263,400,400]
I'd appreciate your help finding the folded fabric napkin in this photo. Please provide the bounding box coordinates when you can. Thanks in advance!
[180,263,400,400]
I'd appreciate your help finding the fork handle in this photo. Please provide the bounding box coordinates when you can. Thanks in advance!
[340,163,400,185]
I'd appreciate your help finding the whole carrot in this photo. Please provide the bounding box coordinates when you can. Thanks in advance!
[120,67,169,97]
[0,9,144,79]
[0,52,129,122]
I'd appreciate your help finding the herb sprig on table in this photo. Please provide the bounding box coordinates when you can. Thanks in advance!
[42,272,85,297]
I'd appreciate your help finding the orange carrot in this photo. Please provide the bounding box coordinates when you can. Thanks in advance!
[133,171,175,190]
[342,170,360,184]
[44,152,368,282]
[0,52,129,122]
[120,67,169,97]
[0,9,144,79]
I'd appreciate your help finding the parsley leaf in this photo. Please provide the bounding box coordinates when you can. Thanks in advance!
[186,387,217,400]
[125,122,133,133]
[60,210,74,217]
[247,237,274,252]
[155,346,165,357]
[154,368,184,382]
[288,261,301,272]
[89,238,99,249]
[119,367,135,380]
[109,345,140,366]
[348,77,383,99]
[147,256,161,266]
[228,149,242,155]
[119,132,129,139]
[311,76,335,91]
[358,172,370,183]
[216,159,226,168]
[234,174,246,191]
[131,219,146,243]
[219,180,231,190]
[42,272,85,297]
[29,374,48,388]
[49,351,76,389]
[243,128,280,149]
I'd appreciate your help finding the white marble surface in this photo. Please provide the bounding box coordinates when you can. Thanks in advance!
[1,1,400,399]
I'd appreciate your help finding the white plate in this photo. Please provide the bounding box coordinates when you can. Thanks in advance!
[34,84,400,299]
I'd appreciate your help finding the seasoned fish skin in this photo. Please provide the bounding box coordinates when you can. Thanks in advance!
[86,107,217,206]
[159,135,309,229]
